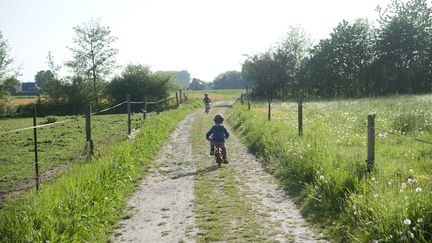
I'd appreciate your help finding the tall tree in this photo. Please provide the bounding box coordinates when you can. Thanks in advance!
[0,31,13,85]
[65,18,118,101]
[46,51,62,79]
[0,32,18,116]
[34,70,54,89]
[278,26,312,93]
[374,0,432,93]
[242,51,288,120]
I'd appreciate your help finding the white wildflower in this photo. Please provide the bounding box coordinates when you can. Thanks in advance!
[374,193,379,199]
[407,178,414,185]
[401,183,407,189]
[319,175,325,180]
[408,231,414,239]
[417,218,423,223]
[415,187,422,193]
[404,219,411,225]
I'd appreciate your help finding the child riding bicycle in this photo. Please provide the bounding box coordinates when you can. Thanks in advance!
[203,93,212,114]
[206,114,229,163]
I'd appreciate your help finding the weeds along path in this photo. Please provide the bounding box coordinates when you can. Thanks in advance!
[192,101,328,242]
[113,112,199,242]
[114,101,328,242]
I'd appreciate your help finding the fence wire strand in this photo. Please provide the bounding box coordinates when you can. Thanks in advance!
[91,101,126,115]
[0,96,173,135]
[0,163,35,181]
[374,127,432,145]
[0,118,79,135]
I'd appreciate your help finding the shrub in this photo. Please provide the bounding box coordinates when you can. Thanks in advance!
[44,115,57,124]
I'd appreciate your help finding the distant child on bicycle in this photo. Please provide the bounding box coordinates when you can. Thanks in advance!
[203,93,212,113]
[206,114,229,163]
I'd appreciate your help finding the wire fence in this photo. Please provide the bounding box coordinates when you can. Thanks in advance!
[374,127,432,145]
[0,91,187,196]
[239,92,432,172]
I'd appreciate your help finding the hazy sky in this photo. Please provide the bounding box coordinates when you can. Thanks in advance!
[0,0,392,83]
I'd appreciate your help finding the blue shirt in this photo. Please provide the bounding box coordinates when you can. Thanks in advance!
[206,124,229,142]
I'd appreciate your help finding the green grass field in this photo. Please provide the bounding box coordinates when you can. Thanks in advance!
[0,110,151,193]
[0,100,200,242]
[228,94,432,242]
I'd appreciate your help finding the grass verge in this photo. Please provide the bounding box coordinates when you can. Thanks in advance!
[228,95,432,242]
[0,100,200,242]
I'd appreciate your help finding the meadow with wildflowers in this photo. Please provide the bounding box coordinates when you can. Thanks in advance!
[228,94,432,242]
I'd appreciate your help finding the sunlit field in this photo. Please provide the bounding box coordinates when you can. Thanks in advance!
[228,94,432,242]
[0,113,145,193]
[187,89,243,101]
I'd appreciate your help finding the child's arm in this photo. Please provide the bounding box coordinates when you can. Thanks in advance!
[224,127,229,139]
[206,127,213,140]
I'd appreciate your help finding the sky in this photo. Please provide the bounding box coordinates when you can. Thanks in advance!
[0,0,393,83]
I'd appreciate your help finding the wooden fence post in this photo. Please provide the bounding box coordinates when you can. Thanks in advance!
[143,97,147,120]
[127,94,131,136]
[298,92,303,137]
[85,104,93,156]
[268,98,271,121]
[179,89,183,103]
[367,114,376,172]
[32,106,40,191]
[247,93,251,110]
[240,93,244,105]
[176,92,179,107]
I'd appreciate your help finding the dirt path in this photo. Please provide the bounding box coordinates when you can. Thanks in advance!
[113,113,198,242]
[113,102,328,242]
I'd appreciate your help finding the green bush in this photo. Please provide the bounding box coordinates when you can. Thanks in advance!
[0,95,16,117]
[44,115,57,124]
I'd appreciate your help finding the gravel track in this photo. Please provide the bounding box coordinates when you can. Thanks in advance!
[113,103,328,242]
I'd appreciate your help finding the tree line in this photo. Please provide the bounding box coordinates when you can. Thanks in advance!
[243,0,432,100]
[0,18,189,116]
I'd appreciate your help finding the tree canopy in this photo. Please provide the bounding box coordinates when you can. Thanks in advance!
[65,18,118,100]
[213,70,247,89]
[243,0,432,99]
[0,31,14,90]
[34,70,54,90]
[106,64,171,104]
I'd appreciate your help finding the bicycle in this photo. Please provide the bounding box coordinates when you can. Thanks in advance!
[213,143,228,167]
[205,103,211,114]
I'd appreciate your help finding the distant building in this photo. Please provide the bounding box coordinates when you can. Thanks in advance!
[189,78,206,90]
[10,82,39,95]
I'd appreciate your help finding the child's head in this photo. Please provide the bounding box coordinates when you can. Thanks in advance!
[204,93,208,97]
[213,114,224,124]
